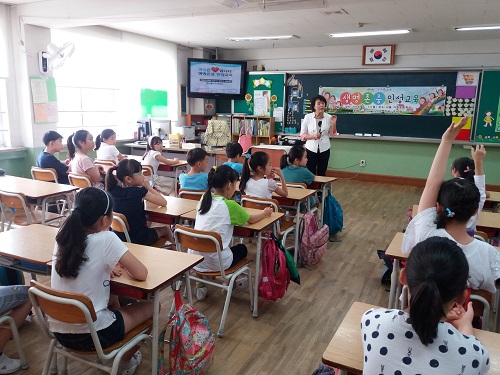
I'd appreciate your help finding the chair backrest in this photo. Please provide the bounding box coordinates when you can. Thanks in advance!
[111,213,131,242]
[241,195,279,212]
[94,159,116,167]
[142,164,154,177]
[174,224,222,254]
[0,191,29,211]
[474,231,488,242]
[278,182,307,189]
[178,189,206,201]
[68,173,92,188]
[31,167,58,183]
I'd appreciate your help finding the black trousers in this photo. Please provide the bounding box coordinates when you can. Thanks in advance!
[306,148,330,176]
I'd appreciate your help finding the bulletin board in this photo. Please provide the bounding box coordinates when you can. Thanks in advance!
[233,72,286,132]
[474,70,500,143]
[30,76,58,124]
[284,71,480,140]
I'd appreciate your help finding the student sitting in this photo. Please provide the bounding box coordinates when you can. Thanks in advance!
[239,151,288,199]
[362,236,489,374]
[280,145,315,185]
[142,136,179,195]
[36,131,70,184]
[223,142,244,176]
[179,148,208,191]
[403,117,500,294]
[95,128,126,164]
[451,147,487,234]
[67,130,104,189]
[0,285,32,374]
[51,187,153,375]
[106,159,174,247]
[189,165,272,300]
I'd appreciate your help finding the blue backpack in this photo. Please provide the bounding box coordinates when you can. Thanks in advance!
[323,192,343,237]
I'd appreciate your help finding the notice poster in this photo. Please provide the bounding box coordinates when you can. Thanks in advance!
[254,90,270,116]
[318,86,447,116]
[30,76,58,123]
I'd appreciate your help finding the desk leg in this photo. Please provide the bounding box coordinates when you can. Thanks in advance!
[293,201,301,264]
[388,260,400,309]
[151,289,160,375]
[495,286,500,333]
[252,231,262,318]
[40,198,48,225]
[320,183,328,227]
[174,166,187,197]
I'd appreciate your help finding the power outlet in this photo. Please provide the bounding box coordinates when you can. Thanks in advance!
[360,159,366,167]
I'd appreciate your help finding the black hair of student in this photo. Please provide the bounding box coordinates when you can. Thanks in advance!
[55,187,113,278]
[309,95,327,111]
[186,148,208,166]
[198,165,238,215]
[67,130,89,160]
[142,136,163,160]
[451,157,475,182]
[42,130,63,146]
[436,178,480,229]
[406,236,468,346]
[226,142,243,159]
[239,151,269,194]
[280,145,306,170]
[94,129,116,151]
[106,159,142,192]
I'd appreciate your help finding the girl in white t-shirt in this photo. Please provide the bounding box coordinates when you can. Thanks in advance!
[239,151,288,199]
[95,128,126,164]
[68,130,104,189]
[403,117,500,294]
[142,136,178,195]
[450,147,487,233]
[362,236,489,375]
[51,187,153,375]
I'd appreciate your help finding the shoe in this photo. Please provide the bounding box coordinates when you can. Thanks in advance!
[0,353,21,374]
[196,284,208,301]
[118,351,142,375]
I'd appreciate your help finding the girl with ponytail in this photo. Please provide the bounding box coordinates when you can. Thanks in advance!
[403,117,500,295]
[95,128,126,164]
[280,145,315,185]
[52,187,153,374]
[362,236,489,374]
[67,130,104,189]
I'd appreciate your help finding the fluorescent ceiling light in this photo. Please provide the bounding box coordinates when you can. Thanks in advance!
[226,35,298,42]
[455,25,500,31]
[329,29,410,38]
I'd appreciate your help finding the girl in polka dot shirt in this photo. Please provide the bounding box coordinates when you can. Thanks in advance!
[362,236,489,375]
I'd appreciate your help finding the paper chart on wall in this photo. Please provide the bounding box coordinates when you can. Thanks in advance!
[30,76,59,123]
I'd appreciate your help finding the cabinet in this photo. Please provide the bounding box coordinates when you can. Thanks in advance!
[231,115,275,145]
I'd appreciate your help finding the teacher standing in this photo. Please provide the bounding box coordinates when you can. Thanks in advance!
[300,95,338,176]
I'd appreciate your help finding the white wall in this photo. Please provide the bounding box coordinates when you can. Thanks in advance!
[219,39,500,71]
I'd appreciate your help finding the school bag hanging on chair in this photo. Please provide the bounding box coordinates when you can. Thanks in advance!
[259,235,290,302]
[323,191,343,237]
[299,212,329,266]
[164,286,216,375]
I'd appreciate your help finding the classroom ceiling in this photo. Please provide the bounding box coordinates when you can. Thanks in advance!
[4,0,500,50]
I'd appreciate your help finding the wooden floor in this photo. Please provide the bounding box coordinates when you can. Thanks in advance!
[7,180,423,375]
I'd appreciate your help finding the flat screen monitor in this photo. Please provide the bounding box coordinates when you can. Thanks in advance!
[187,58,247,99]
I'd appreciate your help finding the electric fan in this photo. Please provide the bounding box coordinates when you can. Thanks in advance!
[38,42,75,74]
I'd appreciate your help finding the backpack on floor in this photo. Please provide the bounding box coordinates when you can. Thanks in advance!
[323,192,343,237]
[167,288,215,375]
[299,212,329,266]
[258,235,290,302]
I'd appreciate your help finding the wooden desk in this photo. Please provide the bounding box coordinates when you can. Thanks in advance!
[180,206,283,317]
[311,176,338,226]
[145,196,199,224]
[0,175,77,225]
[323,301,500,375]
[487,191,500,204]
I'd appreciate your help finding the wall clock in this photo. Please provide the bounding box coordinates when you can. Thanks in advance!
[362,45,395,65]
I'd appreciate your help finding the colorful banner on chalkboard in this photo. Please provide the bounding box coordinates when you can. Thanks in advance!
[318,86,446,115]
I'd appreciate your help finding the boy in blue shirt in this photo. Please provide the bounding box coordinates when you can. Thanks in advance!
[223,142,244,176]
[36,131,70,184]
[179,148,209,190]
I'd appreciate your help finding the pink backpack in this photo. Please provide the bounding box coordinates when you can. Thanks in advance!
[299,212,329,266]
[258,235,290,302]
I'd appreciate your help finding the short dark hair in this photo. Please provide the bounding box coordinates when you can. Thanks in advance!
[226,142,243,158]
[42,131,63,145]
[186,148,208,166]
[309,95,327,111]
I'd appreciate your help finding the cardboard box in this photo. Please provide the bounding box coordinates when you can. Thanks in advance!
[168,134,181,148]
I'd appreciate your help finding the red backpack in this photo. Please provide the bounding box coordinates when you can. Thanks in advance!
[258,235,290,302]
[299,212,329,266]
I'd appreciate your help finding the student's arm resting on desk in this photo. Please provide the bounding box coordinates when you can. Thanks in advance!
[247,207,273,223]
[155,154,179,166]
[142,176,167,206]
[418,117,469,214]
[118,250,148,281]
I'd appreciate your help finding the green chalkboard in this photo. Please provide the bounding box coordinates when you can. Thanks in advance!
[474,70,500,143]
[233,72,285,132]
[285,71,475,140]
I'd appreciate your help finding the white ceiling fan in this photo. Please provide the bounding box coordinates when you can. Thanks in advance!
[38,42,75,75]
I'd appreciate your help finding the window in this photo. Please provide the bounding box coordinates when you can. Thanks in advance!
[0,79,8,146]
